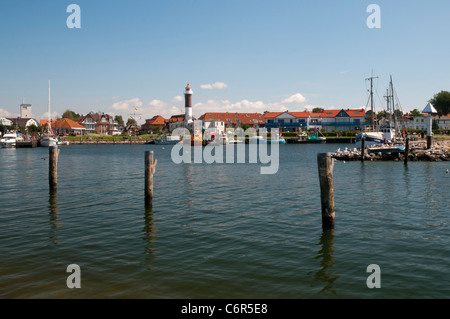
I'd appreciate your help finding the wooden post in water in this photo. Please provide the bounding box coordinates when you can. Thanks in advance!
[317,153,335,229]
[404,137,410,165]
[360,136,366,162]
[145,151,157,206]
[49,146,60,191]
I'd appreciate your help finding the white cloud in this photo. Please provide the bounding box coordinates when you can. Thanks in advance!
[281,93,306,104]
[0,108,14,117]
[200,82,228,90]
[112,98,143,111]
[39,111,59,121]
[105,91,317,123]
[148,99,168,108]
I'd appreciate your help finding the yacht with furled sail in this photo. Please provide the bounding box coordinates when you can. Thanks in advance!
[356,75,406,151]
[40,80,58,147]
[356,74,384,148]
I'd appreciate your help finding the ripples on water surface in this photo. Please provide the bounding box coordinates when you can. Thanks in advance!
[0,144,448,298]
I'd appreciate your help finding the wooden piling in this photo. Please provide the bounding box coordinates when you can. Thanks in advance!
[49,146,60,191]
[360,136,366,162]
[404,137,410,165]
[426,135,432,149]
[145,151,157,206]
[317,153,335,229]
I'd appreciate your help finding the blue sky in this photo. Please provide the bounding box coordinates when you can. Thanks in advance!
[1,0,449,122]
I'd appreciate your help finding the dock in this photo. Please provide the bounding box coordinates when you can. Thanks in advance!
[16,140,38,148]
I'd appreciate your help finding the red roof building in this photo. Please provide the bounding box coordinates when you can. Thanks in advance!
[199,112,265,128]
[141,115,166,132]
[264,108,366,132]
[78,112,119,135]
[52,118,86,136]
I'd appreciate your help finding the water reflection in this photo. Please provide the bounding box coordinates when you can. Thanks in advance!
[143,205,157,269]
[48,191,59,245]
[183,164,194,207]
[403,164,411,198]
[314,229,339,295]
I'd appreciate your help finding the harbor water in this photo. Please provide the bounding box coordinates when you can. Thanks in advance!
[0,143,448,298]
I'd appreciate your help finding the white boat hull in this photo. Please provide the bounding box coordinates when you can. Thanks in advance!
[0,141,16,148]
[40,137,58,147]
[356,132,384,148]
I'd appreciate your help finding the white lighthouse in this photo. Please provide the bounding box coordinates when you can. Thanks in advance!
[184,83,193,125]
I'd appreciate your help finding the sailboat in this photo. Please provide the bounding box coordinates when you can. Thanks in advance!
[356,75,385,148]
[40,80,58,147]
[356,75,406,151]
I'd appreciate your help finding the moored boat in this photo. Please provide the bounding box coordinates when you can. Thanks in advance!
[249,133,286,144]
[0,132,24,148]
[40,80,58,148]
[154,135,180,145]
[298,132,326,144]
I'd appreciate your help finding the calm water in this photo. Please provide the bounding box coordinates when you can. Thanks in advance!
[0,143,448,298]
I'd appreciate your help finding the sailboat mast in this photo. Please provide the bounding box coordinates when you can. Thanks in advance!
[390,76,398,133]
[370,76,375,130]
[48,79,51,122]
[365,74,379,131]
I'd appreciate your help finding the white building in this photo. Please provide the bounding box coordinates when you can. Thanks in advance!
[0,117,13,126]
[264,109,366,132]
[203,119,226,134]
[20,104,32,118]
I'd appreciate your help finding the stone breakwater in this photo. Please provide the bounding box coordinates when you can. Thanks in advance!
[331,140,450,162]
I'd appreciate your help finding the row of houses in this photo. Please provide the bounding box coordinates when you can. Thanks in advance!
[142,109,450,133]
[37,112,120,135]
[0,112,120,136]
[2,109,449,136]
[403,113,450,130]
[139,109,366,133]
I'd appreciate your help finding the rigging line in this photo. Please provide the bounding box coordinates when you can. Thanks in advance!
[393,88,409,133]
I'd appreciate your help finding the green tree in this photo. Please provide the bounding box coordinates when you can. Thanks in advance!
[114,115,124,127]
[410,109,422,117]
[126,117,137,126]
[312,107,324,113]
[28,124,40,134]
[429,90,450,115]
[394,109,403,118]
[432,119,439,130]
[376,110,387,119]
[62,109,81,121]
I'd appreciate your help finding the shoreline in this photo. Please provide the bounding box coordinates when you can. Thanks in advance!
[332,139,450,162]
